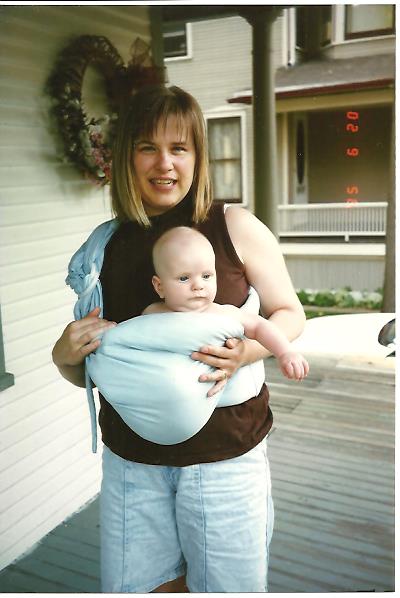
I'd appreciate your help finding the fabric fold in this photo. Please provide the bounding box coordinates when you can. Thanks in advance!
[86,310,265,445]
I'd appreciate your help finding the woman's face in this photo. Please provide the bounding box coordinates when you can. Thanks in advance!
[133,115,196,217]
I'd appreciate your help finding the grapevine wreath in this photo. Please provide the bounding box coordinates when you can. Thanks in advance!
[47,36,164,185]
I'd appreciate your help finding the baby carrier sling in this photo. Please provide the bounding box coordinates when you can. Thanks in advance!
[66,219,265,451]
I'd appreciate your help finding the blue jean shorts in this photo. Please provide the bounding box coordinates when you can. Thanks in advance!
[100,439,274,593]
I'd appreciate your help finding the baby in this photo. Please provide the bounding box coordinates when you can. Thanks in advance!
[144,226,309,381]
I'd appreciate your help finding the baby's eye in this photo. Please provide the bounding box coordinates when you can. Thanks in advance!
[179,275,189,282]
[202,273,212,280]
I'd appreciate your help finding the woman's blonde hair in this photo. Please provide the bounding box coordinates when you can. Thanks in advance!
[111,85,212,227]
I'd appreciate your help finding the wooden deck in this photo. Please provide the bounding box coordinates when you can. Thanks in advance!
[0,353,395,593]
[267,354,395,592]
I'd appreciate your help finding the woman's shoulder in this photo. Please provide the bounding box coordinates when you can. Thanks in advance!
[224,204,269,231]
[224,205,278,256]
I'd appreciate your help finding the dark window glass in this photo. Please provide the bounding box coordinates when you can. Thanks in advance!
[163,23,188,58]
[296,121,305,185]
[320,6,332,46]
[0,306,14,392]
[296,7,307,50]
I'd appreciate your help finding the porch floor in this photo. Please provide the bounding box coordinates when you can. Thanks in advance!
[0,353,395,593]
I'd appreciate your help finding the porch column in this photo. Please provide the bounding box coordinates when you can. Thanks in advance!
[240,7,282,235]
[382,106,395,312]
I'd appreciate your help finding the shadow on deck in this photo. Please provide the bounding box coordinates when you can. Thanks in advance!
[0,354,395,593]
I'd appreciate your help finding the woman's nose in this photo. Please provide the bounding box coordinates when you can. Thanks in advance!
[155,150,173,171]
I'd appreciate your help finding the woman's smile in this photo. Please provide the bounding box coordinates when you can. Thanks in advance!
[149,177,177,190]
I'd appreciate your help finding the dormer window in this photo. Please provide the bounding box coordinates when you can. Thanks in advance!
[345,5,395,40]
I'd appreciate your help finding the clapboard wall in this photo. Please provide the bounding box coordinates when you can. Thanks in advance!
[0,5,152,571]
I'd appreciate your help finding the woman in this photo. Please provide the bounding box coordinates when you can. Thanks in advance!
[52,85,306,593]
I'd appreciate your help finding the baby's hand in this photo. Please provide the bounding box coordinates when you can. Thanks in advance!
[277,351,309,381]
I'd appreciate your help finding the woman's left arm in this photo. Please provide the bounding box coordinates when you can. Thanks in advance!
[227,206,306,339]
[192,207,306,396]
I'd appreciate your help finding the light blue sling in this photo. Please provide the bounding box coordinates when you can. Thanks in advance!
[66,219,265,451]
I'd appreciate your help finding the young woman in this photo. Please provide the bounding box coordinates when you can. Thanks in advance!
[52,85,306,593]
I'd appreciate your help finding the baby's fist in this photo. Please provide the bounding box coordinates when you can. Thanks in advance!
[278,351,309,381]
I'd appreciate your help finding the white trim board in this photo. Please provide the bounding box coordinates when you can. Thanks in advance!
[280,243,385,257]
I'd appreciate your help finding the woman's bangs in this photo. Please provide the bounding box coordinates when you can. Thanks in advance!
[134,99,193,143]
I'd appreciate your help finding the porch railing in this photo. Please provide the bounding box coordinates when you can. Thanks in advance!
[278,202,387,240]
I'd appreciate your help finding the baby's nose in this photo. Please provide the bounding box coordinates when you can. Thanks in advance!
[192,278,204,290]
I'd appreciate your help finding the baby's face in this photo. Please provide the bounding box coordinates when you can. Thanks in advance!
[157,244,217,312]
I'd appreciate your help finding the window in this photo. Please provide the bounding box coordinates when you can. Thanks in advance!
[345,5,395,39]
[207,116,243,204]
[163,22,192,60]
[295,7,307,51]
[295,6,332,53]
[320,6,332,46]
[296,119,306,186]
[0,306,14,392]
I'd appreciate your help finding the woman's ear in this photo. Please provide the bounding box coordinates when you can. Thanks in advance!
[152,275,164,298]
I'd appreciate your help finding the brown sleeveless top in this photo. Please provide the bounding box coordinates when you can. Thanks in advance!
[99,195,273,465]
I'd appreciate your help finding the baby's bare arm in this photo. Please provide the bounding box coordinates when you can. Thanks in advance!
[239,311,291,356]
[238,310,309,380]
[213,304,285,352]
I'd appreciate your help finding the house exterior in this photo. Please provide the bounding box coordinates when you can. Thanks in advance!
[0,4,160,572]
[164,5,395,292]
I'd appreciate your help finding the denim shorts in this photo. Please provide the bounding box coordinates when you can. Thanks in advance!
[100,439,274,593]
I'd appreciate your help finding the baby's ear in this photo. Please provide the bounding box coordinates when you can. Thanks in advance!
[152,275,164,298]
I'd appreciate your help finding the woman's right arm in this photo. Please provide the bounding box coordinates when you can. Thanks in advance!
[52,307,116,388]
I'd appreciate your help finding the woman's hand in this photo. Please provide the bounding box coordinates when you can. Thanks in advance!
[52,307,116,368]
[191,337,246,397]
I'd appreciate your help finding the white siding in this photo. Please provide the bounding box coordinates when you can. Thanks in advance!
[165,16,252,113]
[0,5,152,570]
[282,244,385,291]
[285,254,385,291]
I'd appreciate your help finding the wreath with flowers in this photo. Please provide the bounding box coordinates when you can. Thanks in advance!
[47,36,164,185]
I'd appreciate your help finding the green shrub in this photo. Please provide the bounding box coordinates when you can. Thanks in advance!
[296,289,310,305]
[311,290,336,307]
[296,287,383,310]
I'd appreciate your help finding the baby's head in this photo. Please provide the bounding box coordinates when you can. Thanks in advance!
[152,227,217,312]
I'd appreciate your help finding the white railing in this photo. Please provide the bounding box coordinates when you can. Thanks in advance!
[278,202,387,240]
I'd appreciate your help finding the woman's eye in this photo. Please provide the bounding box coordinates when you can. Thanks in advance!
[135,144,155,153]
[173,146,187,154]
[141,145,156,153]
